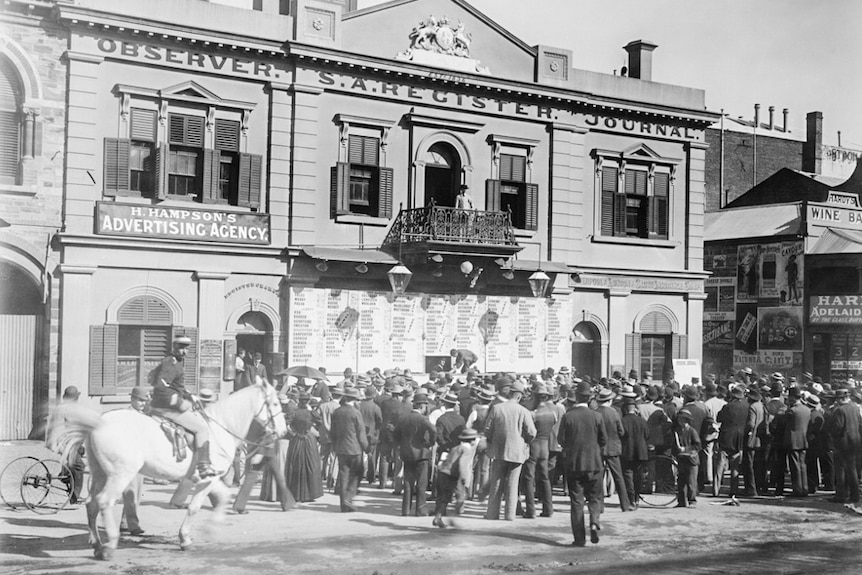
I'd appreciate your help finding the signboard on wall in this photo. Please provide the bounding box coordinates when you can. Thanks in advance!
[757,307,803,351]
[735,242,803,303]
[96,202,271,245]
[287,287,573,373]
[810,295,862,324]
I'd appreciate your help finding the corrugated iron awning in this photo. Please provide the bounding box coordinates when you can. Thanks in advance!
[810,228,862,254]
[704,203,803,241]
[300,247,398,264]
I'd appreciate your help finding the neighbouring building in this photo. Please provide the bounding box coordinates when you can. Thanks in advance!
[704,159,862,384]
[3,0,720,434]
[0,0,67,439]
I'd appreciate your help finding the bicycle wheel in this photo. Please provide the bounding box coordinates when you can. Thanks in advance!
[20,459,73,514]
[1,456,40,510]
[639,454,678,507]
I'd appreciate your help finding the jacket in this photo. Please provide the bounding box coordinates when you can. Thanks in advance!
[330,403,368,456]
[485,399,536,464]
[717,398,749,454]
[621,412,650,463]
[558,404,606,473]
[596,404,625,457]
[783,402,810,451]
[394,410,436,462]
[745,400,766,449]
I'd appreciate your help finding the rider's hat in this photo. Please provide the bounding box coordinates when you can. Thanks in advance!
[173,336,192,347]
[199,389,216,403]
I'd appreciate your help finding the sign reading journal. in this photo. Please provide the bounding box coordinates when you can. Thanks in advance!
[96,202,270,245]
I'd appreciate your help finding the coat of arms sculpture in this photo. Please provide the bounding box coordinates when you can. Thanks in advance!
[396,15,490,75]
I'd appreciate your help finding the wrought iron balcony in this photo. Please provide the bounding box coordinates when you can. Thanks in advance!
[381,205,523,261]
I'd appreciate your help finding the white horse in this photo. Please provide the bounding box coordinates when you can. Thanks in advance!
[50,383,286,560]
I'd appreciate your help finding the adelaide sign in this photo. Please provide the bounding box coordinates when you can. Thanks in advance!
[809,295,862,324]
[96,202,270,245]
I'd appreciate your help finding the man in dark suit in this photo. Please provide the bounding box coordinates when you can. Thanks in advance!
[783,387,810,497]
[596,387,633,512]
[484,378,536,521]
[620,397,649,509]
[558,381,606,546]
[393,393,437,516]
[827,388,862,504]
[358,386,383,484]
[743,388,767,495]
[713,386,749,497]
[379,380,410,491]
[330,388,368,512]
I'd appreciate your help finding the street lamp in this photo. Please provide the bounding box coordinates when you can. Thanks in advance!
[528,270,550,298]
[387,264,413,295]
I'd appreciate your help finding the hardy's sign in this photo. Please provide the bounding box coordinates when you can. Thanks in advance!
[809,295,862,324]
[96,202,270,245]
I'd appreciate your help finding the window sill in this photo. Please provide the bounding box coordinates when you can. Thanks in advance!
[335,213,391,227]
[591,235,677,248]
[0,183,37,196]
[513,229,536,239]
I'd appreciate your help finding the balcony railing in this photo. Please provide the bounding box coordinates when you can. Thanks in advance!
[382,205,519,249]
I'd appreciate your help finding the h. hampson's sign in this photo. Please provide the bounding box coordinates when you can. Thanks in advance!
[96,202,270,245]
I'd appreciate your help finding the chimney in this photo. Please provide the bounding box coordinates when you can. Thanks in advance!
[803,111,823,174]
[623,40,658,81]
[782,108,789,132]
[754,104,760,129]
[768,106,775,130]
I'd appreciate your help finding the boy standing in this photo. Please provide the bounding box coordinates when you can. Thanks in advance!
[675,409,701,508]
[433,428,479,527]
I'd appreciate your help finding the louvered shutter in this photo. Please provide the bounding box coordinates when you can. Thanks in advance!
[525,182,539,231]
[201,148,221,204]
[90,324,119,395]
[672,334,688,359]
[130,108,157,142]
[500,154,527,182]
[653,172,669,239]
[118,296,172,325]
[600,166,617,236]
[349,135,379,166]
[378,166,393,219]
[625,333,641,376]
[174,326,199,393]
[331,162,350,217]
[485,179,502,212]
[103,138,130,197]
[614,171,627,237]
[168,114,204,147]
[238,153,262,208]
[154,144,169,199]
[0,59,21,182]
[214,119,240,152]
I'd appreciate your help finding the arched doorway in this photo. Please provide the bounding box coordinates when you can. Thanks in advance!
[0,260,43,439]
[424,142,461,207]
[572,321,601,381]
[235,311,272,380]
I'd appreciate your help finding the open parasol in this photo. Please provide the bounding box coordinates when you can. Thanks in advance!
[275,365,328,381]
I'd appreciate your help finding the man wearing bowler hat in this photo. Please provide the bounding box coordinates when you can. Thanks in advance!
[330,387,368,512]
[783,387,810,496]
[827,388,861,505]
[394,392,437,516]
[121,386,150,535]
[596,386,634,512]
[558,381,606,546]
[713,385,748,497]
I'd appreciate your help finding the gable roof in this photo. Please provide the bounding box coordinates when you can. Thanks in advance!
[724,168,849,209]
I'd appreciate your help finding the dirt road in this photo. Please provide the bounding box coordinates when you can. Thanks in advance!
[2,440,861,575]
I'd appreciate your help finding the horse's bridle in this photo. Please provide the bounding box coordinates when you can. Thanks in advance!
[198,386,284,450]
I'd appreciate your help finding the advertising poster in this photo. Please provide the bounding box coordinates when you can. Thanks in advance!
[735,242,803,302]
[734,303,758,353]
[704,277,736,321]
[757,306,803,351]
[733,350,799,372]
[776,242,803,305]
[736,245,761,302]
[704,320,734,349]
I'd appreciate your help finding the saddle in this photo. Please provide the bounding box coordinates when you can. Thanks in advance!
[148,410,194,462]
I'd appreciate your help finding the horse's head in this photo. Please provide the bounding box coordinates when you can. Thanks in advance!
[256,382,287,439]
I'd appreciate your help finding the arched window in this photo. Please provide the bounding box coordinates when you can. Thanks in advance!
[572,321,601,380]
[626,309,686,383]
[0,56,22,184]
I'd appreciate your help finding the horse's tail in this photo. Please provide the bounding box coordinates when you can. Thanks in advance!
[45,403,103,470]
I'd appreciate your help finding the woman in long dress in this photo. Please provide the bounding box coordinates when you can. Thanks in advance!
[285,392,323,502]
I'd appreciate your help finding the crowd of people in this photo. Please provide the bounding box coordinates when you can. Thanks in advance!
[217,362,862,547]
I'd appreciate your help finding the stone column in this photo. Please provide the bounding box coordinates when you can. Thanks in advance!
[607,288,631,374]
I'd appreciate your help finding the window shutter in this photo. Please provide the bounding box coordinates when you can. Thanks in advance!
[525,182,539,231]
[201,148,221,204]
[331,161,350,217]
[348,135,379,166]
[130,108,157,142]
[626,169,647,195]
[169,114,204,147]
[238,153,262,208]
[672,334,687,359]
[214,119,240,152]
[0,110,19,182]
[500,154,525,182]
[625,333,642,376]
[103,138,131,197]
[653,172,669,239]
[378,166,393,219]
[90,324,118,395]
[154,144,169,199]
[485,179,502,212]
[174,326,198,392]
[600,166,617,236]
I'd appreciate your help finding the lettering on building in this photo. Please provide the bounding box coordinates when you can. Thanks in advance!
[809,295,862,324]
[809,204,862,230]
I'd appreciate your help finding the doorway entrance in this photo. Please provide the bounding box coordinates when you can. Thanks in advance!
[424,142,461,207]
[235,311,272,383]
[571,321,601,381]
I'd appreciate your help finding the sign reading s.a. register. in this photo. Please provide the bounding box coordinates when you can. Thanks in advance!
[96,202,270,245]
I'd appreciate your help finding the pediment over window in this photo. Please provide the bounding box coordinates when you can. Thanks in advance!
[621,143,662,160]
[161,81,222,102]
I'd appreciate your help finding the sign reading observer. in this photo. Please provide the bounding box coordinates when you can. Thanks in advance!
[96,202,270,245]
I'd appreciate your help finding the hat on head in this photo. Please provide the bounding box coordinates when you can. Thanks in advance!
[559,366,571,374]
[646,386,660,401]
[812,382,824,394]
[622,397,638,407]
[573,380,592,398]
[803,394,820,408]
[253,352,263,360]
[770,372,785,381]
[412,393,429,406]
[458,428,479,441]
[834,388,850,399]
[619,384,637,399]
[299,391,311,401]
[62,386,80,400]
[477,386,496,402]
[440,391,459,405]
[746,389,762,401]
[173,336,192,347]
[342,388,362,401]
[509,379,526,394]
[677,408,693,422]
[730,386,745,399]
[704,381,718,397]
[131,386,148,400]
[534,383,552,397]
[787,387,803,400]
[199,389,216,403]
[596,387,615,402]
[683,386,699,400]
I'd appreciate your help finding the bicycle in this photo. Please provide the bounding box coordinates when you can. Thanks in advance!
[602,452,678,508]
[1,454,88,514]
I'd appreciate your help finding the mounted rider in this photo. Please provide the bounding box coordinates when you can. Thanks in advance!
[150,336,216,478]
